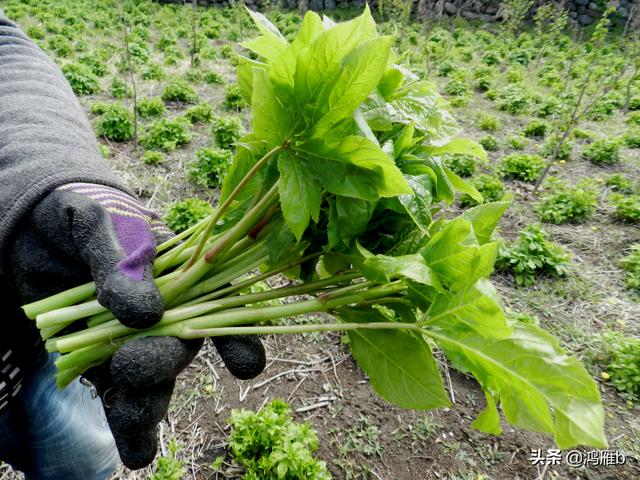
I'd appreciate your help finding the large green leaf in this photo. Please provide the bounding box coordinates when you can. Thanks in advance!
[461,201,510,245]
[360,92,393,131]
[312,36,393,136]
[237,56,264,103]
[358,243,435,285]
[246,8,288,44]
[424,279,510,338]
[423,138,487,162]
[334,196,376,245]
[252,67,293,146]
[388,81,460,141]
[296,136,412,198]
[422,218,499,290]
[266,217,297,265]
[426,321,607,449]
[277,152,322,240]
[293,6,377,114]
[445,167,483,204]
[219,134,265,203]
[398,174,434,234]
[339,307,450,410]
[292,10,324,48]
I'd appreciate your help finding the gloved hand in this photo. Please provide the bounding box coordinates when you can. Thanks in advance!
[5,183,266,469]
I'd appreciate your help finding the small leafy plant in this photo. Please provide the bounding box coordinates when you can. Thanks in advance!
[445,154,476,177]
[595,331,640,400]
[496,86,530,114]
[223,84,248,111]
[220,399,331,480]
[499,153,545,182]
[479,135,499,152]
[163,198,213,233]
[623,129,640,149]
[212,116,243,150]
[606,174,635,194]
[536,178,597,224]
[95,103,134,142]
[582,139,620,166]
[162,80,199,104]
[540,136,573,161]
[522,120,548,138]
[498,224,571,286]
[110,77,131,99]
[508,136,528,150]
[203,70,225,85]
[621,243,640,291]
[150,439,187,480]
[62,63,100,95]
[187,148,232,188]
[137,97,165,118]
[459,174,505,207]
[610,194,640,224]
[477,113,500,132]
[142,151,164,166]
[184,102,214,124]
[140,118,192,152]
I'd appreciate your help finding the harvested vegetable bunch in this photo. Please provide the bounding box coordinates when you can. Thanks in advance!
[24,7,606,449]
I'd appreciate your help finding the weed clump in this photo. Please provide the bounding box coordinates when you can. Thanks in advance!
[499,154,545,182]
[582,139,620,166]
[212,116,243,150]
[140,118,192,152]
[62,63,100,95]
[162,80,199,104]
[95,103,134,142]
[187,148,232,188]
[163,198,213,233]
[459,174,505,207]
[536,178,597,224]
[219,400,331,480]
[498,224,571,286]
[446,154,476,178]
[137,97,165,118]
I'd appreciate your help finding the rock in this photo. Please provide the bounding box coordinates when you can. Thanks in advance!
[443,2,457,15]
[588,2,600,11]
[309,0,322,10]
[578,13,594,25]
[618,6,628,17]
[569,10,578,18]
[575,0,589,5]
[324,0,336,8]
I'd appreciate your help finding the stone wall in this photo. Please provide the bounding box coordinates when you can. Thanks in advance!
[178,0,639,27]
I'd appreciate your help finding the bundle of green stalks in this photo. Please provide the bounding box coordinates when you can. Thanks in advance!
[24,7,607,450]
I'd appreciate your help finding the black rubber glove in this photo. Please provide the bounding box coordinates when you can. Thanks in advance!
[5,183,266,469]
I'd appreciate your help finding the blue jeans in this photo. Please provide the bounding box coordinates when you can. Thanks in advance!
[0,353,119,479]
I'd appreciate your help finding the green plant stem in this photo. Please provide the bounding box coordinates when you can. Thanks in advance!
[159,183,279,308]
[179,321,423,339]
[181,251,328,307]
[48,273,364,354]
[156,214,210,253]
[186,145,282,268]
[23,282,97,320]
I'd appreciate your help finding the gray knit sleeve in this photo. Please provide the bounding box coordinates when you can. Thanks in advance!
[0,11,127,276]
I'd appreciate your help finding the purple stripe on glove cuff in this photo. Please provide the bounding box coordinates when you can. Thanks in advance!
[111,215,157,281]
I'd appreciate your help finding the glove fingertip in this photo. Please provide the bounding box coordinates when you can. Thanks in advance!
[98,272,164,329]
[213,335,266,380]
[114,429,158,470]
[111,337,203,387]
